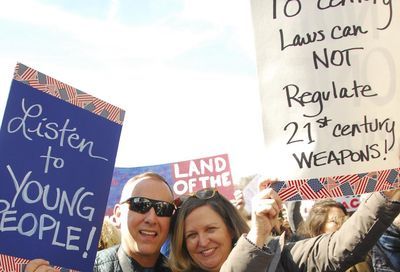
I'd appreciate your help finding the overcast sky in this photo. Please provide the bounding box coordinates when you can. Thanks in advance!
[0,0,265,180]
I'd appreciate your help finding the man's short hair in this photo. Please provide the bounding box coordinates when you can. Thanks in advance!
[120,172,174,201]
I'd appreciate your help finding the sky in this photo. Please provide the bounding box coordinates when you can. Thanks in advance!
[0,0,265,180]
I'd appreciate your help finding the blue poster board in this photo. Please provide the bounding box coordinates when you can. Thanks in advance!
[0,64,124,271]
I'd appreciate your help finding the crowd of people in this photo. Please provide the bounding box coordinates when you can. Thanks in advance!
[24,172,400,272]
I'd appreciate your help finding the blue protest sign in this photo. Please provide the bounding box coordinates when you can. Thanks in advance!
[0,63,124,271]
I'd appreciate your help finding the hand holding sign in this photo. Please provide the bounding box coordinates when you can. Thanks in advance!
[24,259,56,272]
[247,179,283,247]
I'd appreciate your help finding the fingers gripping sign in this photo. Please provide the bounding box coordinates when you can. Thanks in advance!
[247,179,283,247]
[257,179,283,219]
[24,259,57,272]
[231,189,245,211]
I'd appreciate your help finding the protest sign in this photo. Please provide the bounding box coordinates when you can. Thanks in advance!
[250,0,399,200]
[106,154,233,215]
[0,254,78,272]
[0,63,124,271]
[335,195,361,212]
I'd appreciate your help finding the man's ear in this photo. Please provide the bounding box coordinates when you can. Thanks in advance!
[113,204,122,228]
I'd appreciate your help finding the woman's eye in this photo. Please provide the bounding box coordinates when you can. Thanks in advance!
[207,227,217,233]
[186,233,197,240]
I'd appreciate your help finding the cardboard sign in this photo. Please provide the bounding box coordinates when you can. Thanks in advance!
[0,63,124,271]
[106,154,234,215]
[250,1,399,200]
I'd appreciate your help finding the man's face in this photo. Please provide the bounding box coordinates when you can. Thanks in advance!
[115,177,173,262]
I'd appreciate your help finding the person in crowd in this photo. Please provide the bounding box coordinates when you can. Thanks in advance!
[169,182,400,272]
[97,215,121,251]
[93,171,175,271]
[296,199,373,272]
[168,188,249,272]
[285,200,301,233]
[372,213,400,272]
[221,183,400,272]
[296,199,349,237]
[271,210,293,241]
[25,172,175,272]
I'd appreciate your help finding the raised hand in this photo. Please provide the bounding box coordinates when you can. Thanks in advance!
[232,189,245,209]
[247,179,283,247]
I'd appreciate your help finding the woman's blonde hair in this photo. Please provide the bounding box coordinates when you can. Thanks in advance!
[297,198,347,238]
[168,190,249,272]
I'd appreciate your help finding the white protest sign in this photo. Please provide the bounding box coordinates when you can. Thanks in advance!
[335,195,361,212]
[251,0,399,180]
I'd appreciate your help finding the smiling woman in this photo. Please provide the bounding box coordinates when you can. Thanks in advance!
[184,206,233,272]
[169,188,249,272]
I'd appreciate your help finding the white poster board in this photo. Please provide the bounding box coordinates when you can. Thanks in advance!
[251,0,399,181]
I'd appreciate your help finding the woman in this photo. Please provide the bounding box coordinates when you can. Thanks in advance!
[297,199,349,237]
[221,187,400,272]
[297,199,373,272]
[169,183,400,271]
[169,188,249,272]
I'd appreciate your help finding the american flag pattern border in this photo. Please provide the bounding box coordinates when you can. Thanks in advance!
[13,63,125,125]
[0,254,79,272]
[275,168,400,201]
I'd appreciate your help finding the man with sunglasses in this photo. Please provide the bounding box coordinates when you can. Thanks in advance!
[93,172,175,272]
[25,172,175,272]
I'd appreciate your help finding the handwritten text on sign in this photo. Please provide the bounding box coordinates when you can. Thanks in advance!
[172,155,232,195]
[106,154,235,216]
[0,66,123,272]
[251,0,399,179]
[0,165,96,255]
[0,97,102,258]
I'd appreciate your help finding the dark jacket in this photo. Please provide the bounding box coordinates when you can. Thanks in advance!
[93,245,171,272]
[372,223,400,272]
[221,192,400,272]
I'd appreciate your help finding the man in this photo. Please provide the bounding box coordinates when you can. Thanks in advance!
[93,172,174,271]
[26,172,175,272]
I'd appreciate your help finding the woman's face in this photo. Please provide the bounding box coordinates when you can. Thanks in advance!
[322,207,347,234]
[184,205,233,272]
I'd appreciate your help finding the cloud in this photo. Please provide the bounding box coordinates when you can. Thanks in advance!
[0,0,256,62]
[107,0,119,22]
[0,0,263,177]
[179,0,256,59]
[0,0,222,61]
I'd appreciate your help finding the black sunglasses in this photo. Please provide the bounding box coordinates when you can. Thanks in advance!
[174,188,218,207]
[121,197,176,217]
